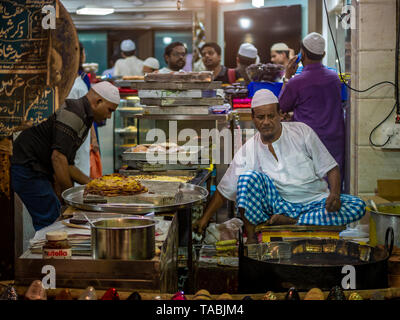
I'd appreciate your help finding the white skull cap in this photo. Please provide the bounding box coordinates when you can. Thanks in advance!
[238,43,258,59]
[91,81,120,105]
[302,32,325,55]
[120,39,136,52]
[251,89,278,109]
[271,43,289,51]
[143,57,160,70]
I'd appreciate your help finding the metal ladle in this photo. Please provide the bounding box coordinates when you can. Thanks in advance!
[369,199,378,212]
[82,213,96,228]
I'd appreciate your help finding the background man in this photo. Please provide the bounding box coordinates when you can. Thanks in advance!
[279,32,346,183]
[231,43,258,84]
[200,42,229,82]
[114,39,144,77]
[270,42,291,69]
[142,57,160,74]
[158,42,187,73]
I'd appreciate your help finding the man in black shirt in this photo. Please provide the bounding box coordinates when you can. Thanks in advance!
[11,81,120,230]
[200,42,230,83]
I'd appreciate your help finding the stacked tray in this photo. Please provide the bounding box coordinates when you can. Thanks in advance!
[123,145,203,163]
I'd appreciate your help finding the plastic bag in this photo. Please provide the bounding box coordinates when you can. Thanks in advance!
[203,223,220,245]
[219,218,243,241]
[90,145,102,179]
[203,218,244,245]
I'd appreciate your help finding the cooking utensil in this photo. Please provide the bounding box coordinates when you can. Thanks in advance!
[91,216,156,260]
[82,213,96,228]
[83,195,107,204]
[61,221,90,230]
[239,228,394,292]
[369,202,400,247]
[369,199,378,212]
[62,181,208,214]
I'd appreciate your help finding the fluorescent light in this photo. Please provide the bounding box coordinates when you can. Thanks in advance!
[239,18,251,29]
[252,0,264,7]
[218,0,235,3]
[163,37,172,45]
[76,7,115,15]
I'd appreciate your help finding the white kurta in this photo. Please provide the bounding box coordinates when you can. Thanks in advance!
[114,56,144,77]
[158,67,173,74]
[67,76,90,182]
[217,122,338,204]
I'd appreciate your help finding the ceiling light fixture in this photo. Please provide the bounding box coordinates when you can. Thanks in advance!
[239,18,251,29]
[163,37,172,45]
[76,6,115,15]
[251,0,264,8]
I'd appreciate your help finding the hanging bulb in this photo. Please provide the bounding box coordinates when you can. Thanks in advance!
[177,0,182,10]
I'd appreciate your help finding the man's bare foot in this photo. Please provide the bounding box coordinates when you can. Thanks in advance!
[266,214,297,226]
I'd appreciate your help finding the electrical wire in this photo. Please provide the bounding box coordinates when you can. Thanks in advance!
[323,0,398,93]
[323,0,400,147]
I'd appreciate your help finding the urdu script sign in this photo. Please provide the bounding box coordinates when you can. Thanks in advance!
[0,0,57,137]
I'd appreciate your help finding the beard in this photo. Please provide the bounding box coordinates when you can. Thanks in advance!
[171,59,186,70]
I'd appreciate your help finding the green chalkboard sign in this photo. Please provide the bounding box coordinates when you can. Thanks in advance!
[0,0,56,137]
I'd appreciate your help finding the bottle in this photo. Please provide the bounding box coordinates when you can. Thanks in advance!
[42,231,71,259]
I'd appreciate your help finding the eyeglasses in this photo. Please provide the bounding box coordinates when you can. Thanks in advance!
[171,52,186,58]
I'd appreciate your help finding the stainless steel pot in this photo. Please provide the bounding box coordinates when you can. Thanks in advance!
[369,202,400,247]
[91,217,156,260]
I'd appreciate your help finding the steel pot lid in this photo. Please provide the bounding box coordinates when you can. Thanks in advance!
[91,217,157,230]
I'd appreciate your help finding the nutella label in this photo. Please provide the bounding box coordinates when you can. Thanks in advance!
[43,249,72,259]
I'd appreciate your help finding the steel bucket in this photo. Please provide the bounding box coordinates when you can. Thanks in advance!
[369,202,400,247]
[91,217,156,260]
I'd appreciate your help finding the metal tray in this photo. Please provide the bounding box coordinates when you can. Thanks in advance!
[125,161,210,172]
[122,146,203,162]
[62,180,208,214]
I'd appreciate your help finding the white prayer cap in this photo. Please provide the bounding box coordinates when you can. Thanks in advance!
[271,43,289,51]
[302,32,325,55]
[120,39,136,52]
[92,81,120,105]
[251,89,278,109]
[143,57,160,70]
[238,43,258,59]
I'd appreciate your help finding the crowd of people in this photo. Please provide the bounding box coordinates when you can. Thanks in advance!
[11,32,357,237]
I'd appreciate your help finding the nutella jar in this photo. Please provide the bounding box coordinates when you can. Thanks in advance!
[43,231,71,259]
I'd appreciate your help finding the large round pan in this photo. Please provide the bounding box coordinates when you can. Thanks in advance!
[239,228,394,292]
[62,180,208,214]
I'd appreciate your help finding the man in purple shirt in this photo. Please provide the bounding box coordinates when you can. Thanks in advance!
[279,32,345,184]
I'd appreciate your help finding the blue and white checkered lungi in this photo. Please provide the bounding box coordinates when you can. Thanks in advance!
[236,170,366,226]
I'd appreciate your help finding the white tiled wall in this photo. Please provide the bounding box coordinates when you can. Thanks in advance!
[356,98,396,146]
[351,0,400,195]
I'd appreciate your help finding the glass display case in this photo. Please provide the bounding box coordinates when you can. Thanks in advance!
[113,94,142,172]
